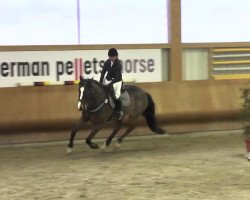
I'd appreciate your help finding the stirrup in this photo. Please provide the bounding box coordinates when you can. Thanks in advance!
[117,111,123,120]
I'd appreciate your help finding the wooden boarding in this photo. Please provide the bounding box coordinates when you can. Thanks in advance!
[1,79,250,144]
[213,48,250,52]
[212,74,250,80]
[213,60,250,65]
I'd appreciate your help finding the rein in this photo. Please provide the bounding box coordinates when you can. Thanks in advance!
[79,79,110,114]
[85,98,109,113]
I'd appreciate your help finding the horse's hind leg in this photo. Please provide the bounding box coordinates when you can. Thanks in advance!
[116,126,135,146]
[67,118,84,153]
[101,120,122,150]
[116,116,137,146]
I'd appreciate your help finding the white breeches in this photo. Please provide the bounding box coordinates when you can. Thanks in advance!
[112,81,122,99]
[103,77,122,99]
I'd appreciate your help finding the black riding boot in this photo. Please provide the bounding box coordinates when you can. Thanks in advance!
[115,98,123,120]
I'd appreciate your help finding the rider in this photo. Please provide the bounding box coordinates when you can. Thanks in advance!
[99,48,124,120]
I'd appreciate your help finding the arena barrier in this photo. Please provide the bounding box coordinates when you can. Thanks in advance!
[213,48,250,52]
[0,79,250,144]
[213,74,250,80]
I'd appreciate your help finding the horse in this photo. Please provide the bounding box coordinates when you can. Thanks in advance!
[67,76,165,153]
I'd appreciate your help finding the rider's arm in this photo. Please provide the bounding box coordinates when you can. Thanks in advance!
[111,62,122,84]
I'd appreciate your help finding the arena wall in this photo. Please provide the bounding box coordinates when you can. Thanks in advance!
[0,79,249,144]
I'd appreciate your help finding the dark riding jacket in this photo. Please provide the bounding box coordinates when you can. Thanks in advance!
[99,59,122,84]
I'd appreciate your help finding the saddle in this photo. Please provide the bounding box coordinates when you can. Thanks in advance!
[108,85,130,109]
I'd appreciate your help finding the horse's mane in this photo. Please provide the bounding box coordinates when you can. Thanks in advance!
[91,79,104,88]
[79,78,106,89]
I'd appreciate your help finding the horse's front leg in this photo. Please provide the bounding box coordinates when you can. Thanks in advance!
[86,124,103,149]
[67,117,84,153]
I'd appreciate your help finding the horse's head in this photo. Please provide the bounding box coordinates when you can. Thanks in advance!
[77,76,92,111]
[77,76,105,111]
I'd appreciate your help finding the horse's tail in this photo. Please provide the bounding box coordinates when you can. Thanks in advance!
[143,93,165,134]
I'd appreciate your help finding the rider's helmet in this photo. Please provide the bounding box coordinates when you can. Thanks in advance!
[108,48,118,57]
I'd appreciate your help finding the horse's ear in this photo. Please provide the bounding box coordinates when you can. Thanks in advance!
[80,75,84,81]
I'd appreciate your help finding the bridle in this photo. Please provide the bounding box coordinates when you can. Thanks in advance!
[78,83,108,113]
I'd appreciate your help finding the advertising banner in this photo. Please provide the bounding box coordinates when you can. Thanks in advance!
[0,49,163,87]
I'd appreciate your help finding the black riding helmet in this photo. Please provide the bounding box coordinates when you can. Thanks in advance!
[108,48,118,57]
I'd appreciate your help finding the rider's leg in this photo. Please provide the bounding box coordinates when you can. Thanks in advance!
[113,81,123,120]
[115,98,123,119]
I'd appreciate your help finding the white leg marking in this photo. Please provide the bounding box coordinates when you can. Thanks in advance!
[244,152,250,160]
[100,142,107,150]
[115,141,121,148]
[67,147,73,154]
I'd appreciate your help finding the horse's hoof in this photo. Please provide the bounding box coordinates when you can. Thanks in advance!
[115,142,121,148]
[104,146,114,153]
[67,147,73,154]
[90,143,99,149]
[100,143,107,150]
